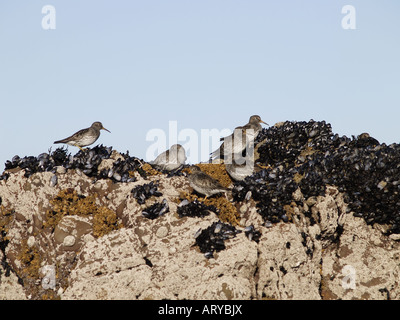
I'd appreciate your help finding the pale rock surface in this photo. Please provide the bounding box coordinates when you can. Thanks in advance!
[2,163,400,300]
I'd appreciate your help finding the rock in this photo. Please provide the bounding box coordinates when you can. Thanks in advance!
[54,215,92,252]
[1,123,400,300]
[27,236,35,248]
[156,226,168,238]
[0,252,26,300]
[63,235,76,247]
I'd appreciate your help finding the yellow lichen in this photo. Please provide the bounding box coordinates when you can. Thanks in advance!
[92,206,122,238]
[299,146,318,161]
[208,197,241,226]
[141,163,161,176]
[178,191,241,226]
[195,163,233,188]
[256,164,272,170]
[40,290,61,300]
[44,189,123,238]
[16,240,42,279]
[179,164,241,225]
[283,202,296,222]
[0,206,14,241]
[293,172,305,184]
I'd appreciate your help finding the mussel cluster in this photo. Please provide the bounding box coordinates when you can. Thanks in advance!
[64,145,113,177]
[97,153,143,182]
[2,147,70,179]
[195,222,241,259]
[256,120,335,165]
[1,145,143,183]
[142,199,169,220]
[244,225,261,243]
[234,120,400,234]
[131,182,162,204]
[160,166,188,178]
[177,199,217,218]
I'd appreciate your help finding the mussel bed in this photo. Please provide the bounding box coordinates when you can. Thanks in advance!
[177,199,217,218]
[131,182,162,204]
[234,120,400,234]
[2,120,400,235]
[0,145,143,183]
[195,222,241,259]
[142,199,169,220]
[244,225,262,243]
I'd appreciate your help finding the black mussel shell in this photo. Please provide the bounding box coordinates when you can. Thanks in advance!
[195,222,241,259]
[177,199,217,218]
[131,182,162,205]
[142,199,169,220]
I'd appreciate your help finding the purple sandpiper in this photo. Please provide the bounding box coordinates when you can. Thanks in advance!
[54,121,110,151]
[188,166,229,199]
[210,115,268,161]
[150,144,187,171]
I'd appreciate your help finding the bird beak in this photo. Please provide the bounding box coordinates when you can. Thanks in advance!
[102,127,111,133]
[260,120,269,126]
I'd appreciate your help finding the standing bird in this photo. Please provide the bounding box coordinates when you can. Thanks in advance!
[188,166,229,200]
[150,144,187,171]
[210,115,268,161]
[54,121,111,151]
[225,157,255,182]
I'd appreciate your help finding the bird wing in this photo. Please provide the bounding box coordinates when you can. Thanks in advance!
[211,125,250,159]
[151,150,168,166]
[219,126,246,141]
[54,128,89,144]
[197,172,227,190]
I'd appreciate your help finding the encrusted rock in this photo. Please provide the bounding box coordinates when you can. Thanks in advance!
[63,235,76,247]
[3,121,400,300]
[156,226,168,238]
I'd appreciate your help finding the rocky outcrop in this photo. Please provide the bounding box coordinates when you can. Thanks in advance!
[1,121,400,300]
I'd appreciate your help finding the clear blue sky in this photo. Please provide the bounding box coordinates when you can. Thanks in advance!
[0,1,399,168]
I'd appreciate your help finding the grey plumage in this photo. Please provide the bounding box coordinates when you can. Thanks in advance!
[210,115,268,160]
[54,121,110,151]
[188,166,228,198]
[225,156,255,181]
[150,144,187,171]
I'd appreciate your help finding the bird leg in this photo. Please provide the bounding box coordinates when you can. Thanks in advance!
[75,145,86,152]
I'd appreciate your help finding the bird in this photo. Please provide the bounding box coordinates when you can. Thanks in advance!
[150,144,187,171]
[225,155,255,181]
[54,121,111,151]
[210,115,268,161]
[187,166,229,200]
